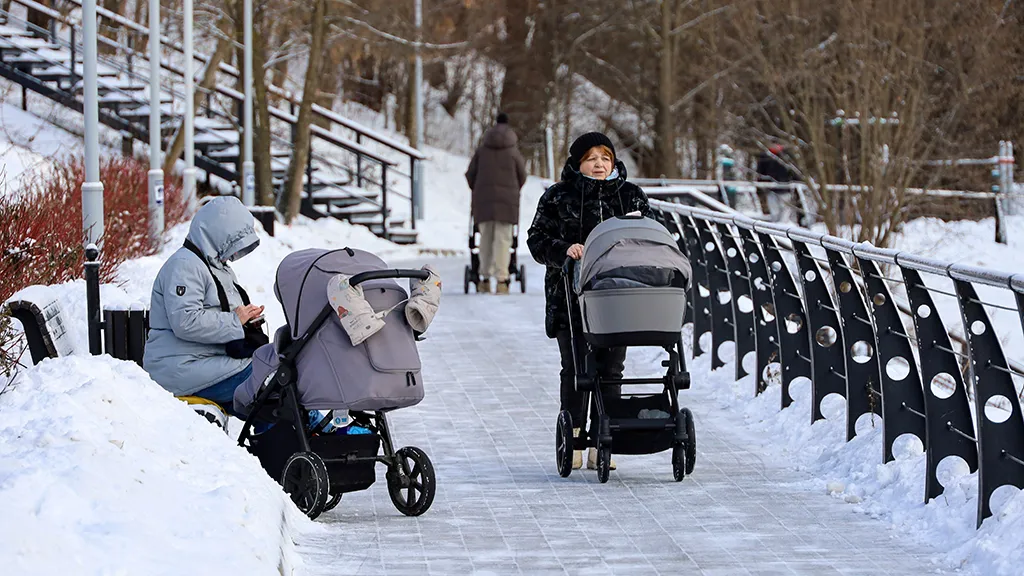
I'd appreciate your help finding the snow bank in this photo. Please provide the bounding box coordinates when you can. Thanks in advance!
[0,355,307,575]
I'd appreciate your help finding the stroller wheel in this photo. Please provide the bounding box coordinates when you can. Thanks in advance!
[596,446,612,484]
[519,265,527,293]
[671,445,686,481]
[464,265,472,294]
[281,451,330,520]
[323,492,343,513]
[555,410,574,478]
[681,408,696,475]
[387,446,435,517]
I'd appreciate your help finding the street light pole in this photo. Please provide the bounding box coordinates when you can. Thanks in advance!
[412,0,424,219]
[148,0,165,246]
[241,0,255,206]
[82,0,103,248]
[183,0,196,214]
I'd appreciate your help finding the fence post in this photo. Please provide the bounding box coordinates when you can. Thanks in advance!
[85,244,102,355]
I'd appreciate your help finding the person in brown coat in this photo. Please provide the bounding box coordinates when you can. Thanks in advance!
[465,112,528,294]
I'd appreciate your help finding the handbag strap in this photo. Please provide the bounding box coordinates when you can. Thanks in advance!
[183,239,251,312]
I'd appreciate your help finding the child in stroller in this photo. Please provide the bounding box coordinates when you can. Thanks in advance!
[557,215,697,483]
[232,247,440,519]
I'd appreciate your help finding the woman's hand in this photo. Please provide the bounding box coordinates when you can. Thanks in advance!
[566,244,585,260]
[234,304,264,325]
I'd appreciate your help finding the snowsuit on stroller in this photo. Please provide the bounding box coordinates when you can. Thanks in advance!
[232,247,440,519]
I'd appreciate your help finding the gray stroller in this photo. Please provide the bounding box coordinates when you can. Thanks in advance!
[234,248,435,519]
[558,215,697,483]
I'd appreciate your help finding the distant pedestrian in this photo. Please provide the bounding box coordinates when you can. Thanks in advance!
[755,144,796,220]
[465,112,528,295]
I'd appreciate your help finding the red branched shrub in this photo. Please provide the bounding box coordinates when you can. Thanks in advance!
[0,155,187,304]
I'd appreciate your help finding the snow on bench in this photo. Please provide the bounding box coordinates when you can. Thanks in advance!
[4,285,75,364]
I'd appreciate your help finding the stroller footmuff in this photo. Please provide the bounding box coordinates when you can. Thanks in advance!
[234,248,438,519]
[556,215,697,483]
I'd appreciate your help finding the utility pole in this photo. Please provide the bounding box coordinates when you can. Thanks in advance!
[82,0,103,247]
[183,0,197,214]
[412,0,424,219]
[241,0,255,206]
[148,0,165,246]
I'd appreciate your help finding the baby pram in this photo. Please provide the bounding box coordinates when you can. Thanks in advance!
[463,217,527,293]
[234,247,436,520]
[557,215,697,483]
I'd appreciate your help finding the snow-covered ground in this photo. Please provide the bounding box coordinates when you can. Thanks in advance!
[3,89,1024,573]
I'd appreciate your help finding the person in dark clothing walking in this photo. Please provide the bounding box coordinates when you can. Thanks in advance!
[527,132,651,470]
[466,112,528,295]
[755,144,797,220]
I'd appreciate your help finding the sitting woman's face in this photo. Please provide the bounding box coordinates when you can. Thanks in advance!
[579,146,614,180]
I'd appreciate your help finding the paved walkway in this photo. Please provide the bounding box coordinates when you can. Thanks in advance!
[297,259,948,575]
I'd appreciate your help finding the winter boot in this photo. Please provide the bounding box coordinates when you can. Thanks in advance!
[587,447,616,471]
[179,396,230,435]
[572,428,583,470]
[495,280,510,295]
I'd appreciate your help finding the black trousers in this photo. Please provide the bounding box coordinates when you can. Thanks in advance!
[556,330,626,429]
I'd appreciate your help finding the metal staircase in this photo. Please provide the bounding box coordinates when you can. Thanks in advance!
[0,0,425,244]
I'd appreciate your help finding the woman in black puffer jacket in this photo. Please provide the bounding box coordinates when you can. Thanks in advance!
[527,132,651,471]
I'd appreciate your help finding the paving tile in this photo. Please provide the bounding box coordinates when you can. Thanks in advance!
[296,260,953,576]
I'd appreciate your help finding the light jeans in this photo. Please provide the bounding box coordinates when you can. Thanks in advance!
[478,221,514,282]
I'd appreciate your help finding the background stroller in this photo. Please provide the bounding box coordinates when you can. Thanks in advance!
[234,248,436,520]
[463,217,527,293]
[557,215,697,483]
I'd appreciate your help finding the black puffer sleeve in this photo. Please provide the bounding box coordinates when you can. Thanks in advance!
[527,185,572,267]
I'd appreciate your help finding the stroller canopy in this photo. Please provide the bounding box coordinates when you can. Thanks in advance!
[275,248,393,339]
[578,216,691,292]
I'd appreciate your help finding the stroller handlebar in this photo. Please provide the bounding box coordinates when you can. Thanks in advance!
[350,269,432,286]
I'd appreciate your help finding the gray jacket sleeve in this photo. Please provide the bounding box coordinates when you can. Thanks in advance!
[162,258,245,344]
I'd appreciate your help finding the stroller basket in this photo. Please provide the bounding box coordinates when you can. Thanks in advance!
[249,423,381,494]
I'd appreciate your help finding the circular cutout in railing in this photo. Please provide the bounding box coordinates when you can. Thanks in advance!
[718,289,732,305]
[990,485,1022,517]
[815,326,838,347]
[839,281,852,293]
[748,252,760,264]
[892,433,925,460]
[771,261,782,273]
[820,393,845,421]
[804,270,817,283]
[704,241,715,253]
[936,455,971,489]
[741,351,757,375]
[930,372,957,400]
[789,376,812,403]
[698,331,713,354]
[971,320,987,336]
[917,304,931,318]
[984,395,1013,423]
[886,356,911,381]
[737,295,754,313]
[718,341,736,364]
[698,284,711,297]
[762,362,782,387]
[873,293,887,307]
[855,412,882,436]
[761,303,776,322]
[727,247,737,258]
[850,340,874,364]
[785,313,804,334]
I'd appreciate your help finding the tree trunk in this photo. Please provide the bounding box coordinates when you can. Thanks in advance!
[253,4,275,207]
[99,0,124,55]
[161,17,235,176]
[279,0,329,224]
[655,0,677,178]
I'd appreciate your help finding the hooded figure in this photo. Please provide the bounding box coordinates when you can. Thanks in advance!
[465,112,528,294]
[527,131,651,472]
[143,196,262,399]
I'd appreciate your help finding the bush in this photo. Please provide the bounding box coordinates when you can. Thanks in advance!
[1,155,187,381]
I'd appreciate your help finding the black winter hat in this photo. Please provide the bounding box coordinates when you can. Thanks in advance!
[496,112,509,124]
[569,132,616,169]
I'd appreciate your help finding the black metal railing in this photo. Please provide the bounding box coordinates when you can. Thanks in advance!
[650,200,1024,529]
